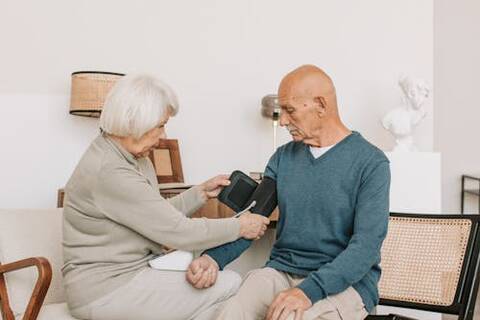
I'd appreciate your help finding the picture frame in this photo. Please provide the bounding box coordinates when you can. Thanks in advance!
[149,139,184,184]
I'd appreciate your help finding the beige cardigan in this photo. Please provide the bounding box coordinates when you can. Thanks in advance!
[62,134,240,309]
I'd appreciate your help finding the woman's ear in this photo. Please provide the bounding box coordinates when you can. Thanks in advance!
[313,96,327,117]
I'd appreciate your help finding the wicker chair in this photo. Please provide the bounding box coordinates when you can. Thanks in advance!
[367,213,480,320]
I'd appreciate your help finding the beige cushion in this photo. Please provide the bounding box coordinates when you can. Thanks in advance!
[0,209,66,317]
[19,302,78,320]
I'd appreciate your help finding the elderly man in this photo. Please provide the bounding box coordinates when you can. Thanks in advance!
[187,65,391,320]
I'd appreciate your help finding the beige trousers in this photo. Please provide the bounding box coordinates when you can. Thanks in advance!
[70,268,241,320]
[216,267,369,320]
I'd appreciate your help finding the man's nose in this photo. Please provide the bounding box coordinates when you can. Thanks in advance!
[279,112,289,127]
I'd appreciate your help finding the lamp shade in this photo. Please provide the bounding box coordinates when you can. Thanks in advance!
[70,71,125,117]
[261,94,280,120]
[261,94,281,151]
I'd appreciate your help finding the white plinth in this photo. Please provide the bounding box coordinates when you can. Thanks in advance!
[379,151,442,320]
[386,151,441,214]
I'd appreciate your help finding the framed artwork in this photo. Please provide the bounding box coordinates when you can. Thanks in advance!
[149,139,184,184]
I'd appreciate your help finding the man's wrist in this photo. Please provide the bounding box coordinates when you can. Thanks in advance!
[202,254,219,269]
[293,287,312,305]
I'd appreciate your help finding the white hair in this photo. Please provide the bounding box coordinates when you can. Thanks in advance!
[99,74,179,139]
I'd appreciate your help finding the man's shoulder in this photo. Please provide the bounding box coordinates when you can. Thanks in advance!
[351,132,389,164]
[276,140,304,155]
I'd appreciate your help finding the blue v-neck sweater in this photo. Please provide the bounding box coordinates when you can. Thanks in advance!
[205,132,390,312]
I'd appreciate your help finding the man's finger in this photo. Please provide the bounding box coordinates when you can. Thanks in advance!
[204,268,213,288]
[186,268,195,284]
[294,309,304,320]
[266,296,281,320]
[270,303,286,320]
[189,268,204,285]
[207,267,216,287]
[278,306,293,320]
[195,271,209,289]
[190,261,201,274]
[212,267,218,285]
[208,266,217,287]
[187,267,202,285]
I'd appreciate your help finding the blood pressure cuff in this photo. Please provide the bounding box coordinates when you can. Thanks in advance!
[218,170,277,216]
[204,171,277,269]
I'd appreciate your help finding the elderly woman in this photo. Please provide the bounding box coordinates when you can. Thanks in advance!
[62,74,269,320]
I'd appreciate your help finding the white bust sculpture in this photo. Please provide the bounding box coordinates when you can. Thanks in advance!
[382,76,430,152]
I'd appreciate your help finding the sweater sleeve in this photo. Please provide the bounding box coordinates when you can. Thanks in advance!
[297,159,390,303]
[166,186,207,217]
[139,156,206,217]
[94,164,240,251]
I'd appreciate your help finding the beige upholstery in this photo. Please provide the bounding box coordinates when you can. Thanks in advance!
[19,303,77,320]
[0,208,76,319]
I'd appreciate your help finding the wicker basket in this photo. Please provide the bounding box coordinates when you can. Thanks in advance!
[70,71,125,117]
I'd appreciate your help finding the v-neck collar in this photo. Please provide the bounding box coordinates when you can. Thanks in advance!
[304,131,358,164]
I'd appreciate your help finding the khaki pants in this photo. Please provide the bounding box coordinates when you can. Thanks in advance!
[216,267,368,320]
[70,268,241,320]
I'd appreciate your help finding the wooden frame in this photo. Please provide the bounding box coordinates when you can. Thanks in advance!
[0,257,52,320]
[149,139,184,184]
[366,213,480,320]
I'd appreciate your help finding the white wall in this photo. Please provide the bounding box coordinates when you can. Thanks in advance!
[0,0,433,209]
[434,1,480,319]
[434,0,480,214]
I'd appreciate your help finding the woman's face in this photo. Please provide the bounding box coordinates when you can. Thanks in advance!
[130,113,169,158]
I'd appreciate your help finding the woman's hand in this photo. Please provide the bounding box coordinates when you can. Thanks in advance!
[239,212,270,240]
[199,175,231,199]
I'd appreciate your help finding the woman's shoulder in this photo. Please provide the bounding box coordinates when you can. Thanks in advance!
[66,136,131,189]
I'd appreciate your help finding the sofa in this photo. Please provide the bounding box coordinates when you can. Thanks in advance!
[0,208,77,320]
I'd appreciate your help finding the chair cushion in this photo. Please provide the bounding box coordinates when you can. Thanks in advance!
[18,302,79,320]
[0,208,66,317]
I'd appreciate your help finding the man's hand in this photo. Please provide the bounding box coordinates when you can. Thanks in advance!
[199,174,231,199]
[186,255,219,289]
[266,288,312,320]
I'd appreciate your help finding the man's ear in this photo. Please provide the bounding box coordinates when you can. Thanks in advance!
[313,96,327,117]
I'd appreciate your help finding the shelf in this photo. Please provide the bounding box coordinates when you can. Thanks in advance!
[465,189,480,196]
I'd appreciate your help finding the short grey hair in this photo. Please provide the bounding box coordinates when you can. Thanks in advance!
[99,74,179,139]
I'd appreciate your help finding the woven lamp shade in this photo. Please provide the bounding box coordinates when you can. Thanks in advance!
[70,71,125,117]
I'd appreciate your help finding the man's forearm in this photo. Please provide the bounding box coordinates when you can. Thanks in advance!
[203,238,253,269]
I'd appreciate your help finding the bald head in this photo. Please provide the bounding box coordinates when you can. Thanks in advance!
[278,64,338,115]
[277,65,349,146]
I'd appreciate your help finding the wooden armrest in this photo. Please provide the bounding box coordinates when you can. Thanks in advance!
[0,257,52,320]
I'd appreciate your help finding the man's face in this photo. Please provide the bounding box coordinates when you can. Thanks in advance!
[278,93,320,144]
